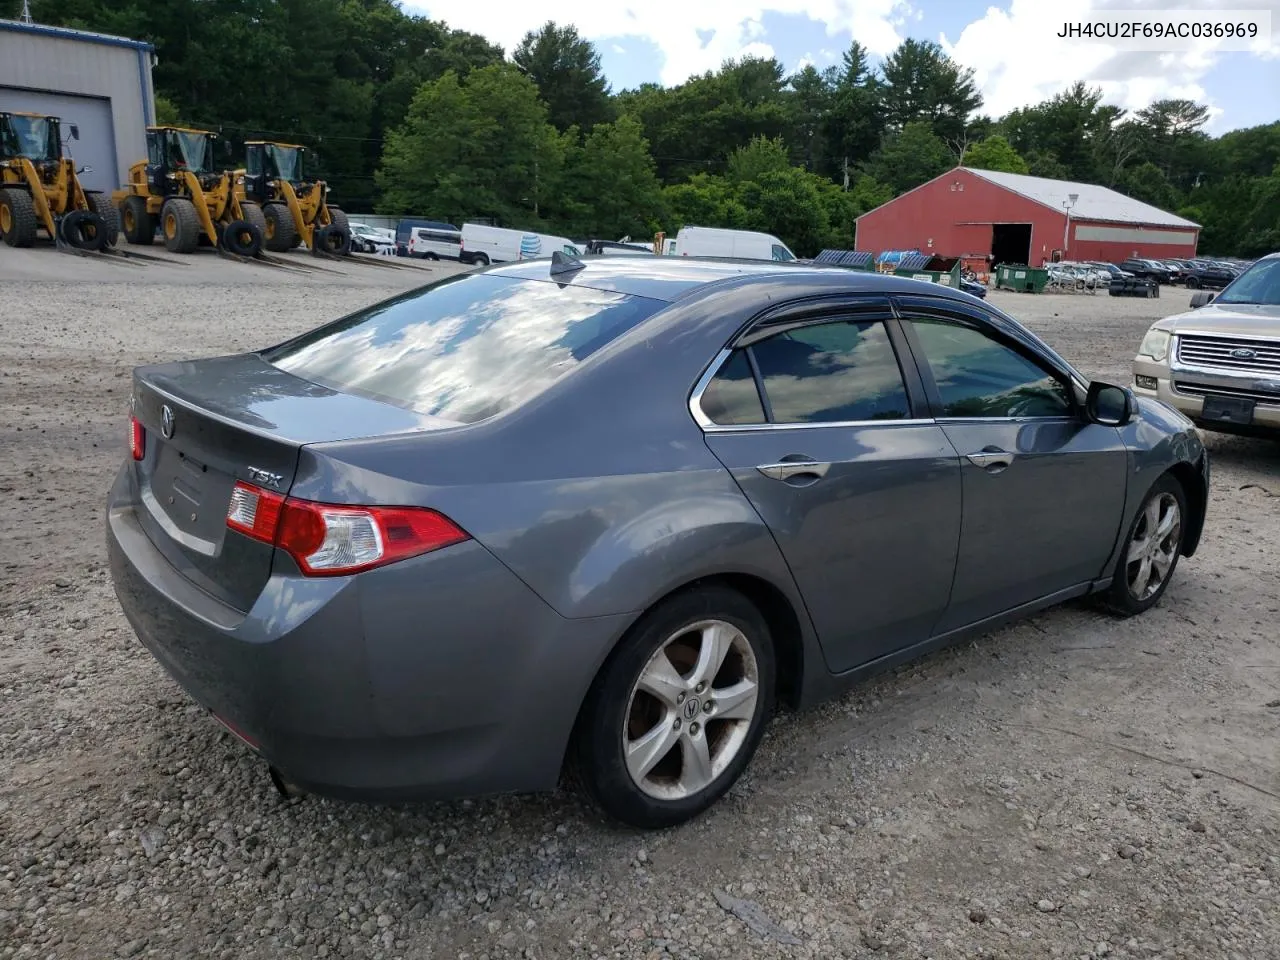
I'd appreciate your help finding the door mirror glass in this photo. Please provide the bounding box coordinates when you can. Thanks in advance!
[68,124,79,141]
[1189,290,1215,309]
[1086,381,1136,426]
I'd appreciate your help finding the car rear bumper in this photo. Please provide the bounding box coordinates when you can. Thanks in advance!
[1132,358,1280,437]
[106,464,629,801]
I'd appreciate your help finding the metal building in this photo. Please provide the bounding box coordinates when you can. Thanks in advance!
[0,18,156,194]
[855,166,1201,266]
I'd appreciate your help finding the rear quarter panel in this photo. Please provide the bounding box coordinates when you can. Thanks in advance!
[290,279,812,622]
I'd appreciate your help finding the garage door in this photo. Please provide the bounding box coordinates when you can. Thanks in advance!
[0,87,117,192]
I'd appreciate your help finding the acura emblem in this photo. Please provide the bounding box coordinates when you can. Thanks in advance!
[1230,348,1256,360]
[160,404,175,439]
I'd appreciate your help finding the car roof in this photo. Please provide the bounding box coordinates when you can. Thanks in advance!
[482,256,984,304]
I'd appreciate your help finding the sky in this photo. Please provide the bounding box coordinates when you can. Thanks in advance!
[407,0,1280,133]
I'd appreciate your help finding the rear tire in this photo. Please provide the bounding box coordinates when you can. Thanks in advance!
[0,187,39,247]
[85,192,120,248]
[1100,473,1187,618]
[572,585,776,829]
[473,252,490,266]
[160,198,200,254]
[121,195,154,245]
[263,203,296,252]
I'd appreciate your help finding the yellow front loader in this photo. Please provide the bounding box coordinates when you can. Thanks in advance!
[112,126,262,256]
[0,110,118,249]
[237,141,350,253]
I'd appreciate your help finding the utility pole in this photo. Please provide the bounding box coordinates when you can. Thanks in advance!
[842,156,849,192]
[20,0,34,22]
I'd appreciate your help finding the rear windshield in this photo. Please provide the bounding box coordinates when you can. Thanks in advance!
[264,273,666,423]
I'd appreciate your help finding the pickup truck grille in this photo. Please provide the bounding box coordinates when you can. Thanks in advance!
[1176,335,1280,375]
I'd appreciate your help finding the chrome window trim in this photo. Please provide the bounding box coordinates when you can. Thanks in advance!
[702,418,938,434]
[689,344,1081,433]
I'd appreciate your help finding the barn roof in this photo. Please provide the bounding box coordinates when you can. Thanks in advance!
[962,167,1199,229]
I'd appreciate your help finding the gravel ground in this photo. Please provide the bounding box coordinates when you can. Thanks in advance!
[1,257,1278,960]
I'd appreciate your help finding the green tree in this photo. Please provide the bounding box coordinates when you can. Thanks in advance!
[663,174,749,232]
[963,135,1029,174]
[867,120,954,193]
[513,21,614,133]
[560,116,664,238]
[878,39,982,144]
[376,65,561,222]
[726,135,792,184]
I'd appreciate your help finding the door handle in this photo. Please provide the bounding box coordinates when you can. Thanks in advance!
[965,448,1014,470]
[756,459,831,481]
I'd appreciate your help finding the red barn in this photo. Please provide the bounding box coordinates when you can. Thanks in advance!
[855,166,1200,266]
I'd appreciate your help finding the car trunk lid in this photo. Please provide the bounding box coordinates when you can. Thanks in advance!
[130,353,458,611]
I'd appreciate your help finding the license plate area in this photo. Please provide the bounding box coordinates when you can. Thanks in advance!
[1200,394,1255,424]
[150,443,235,542]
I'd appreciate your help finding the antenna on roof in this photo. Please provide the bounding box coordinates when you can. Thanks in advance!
[549,249,586,277]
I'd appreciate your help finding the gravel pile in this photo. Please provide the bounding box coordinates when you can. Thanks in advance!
[2,264,1277,959]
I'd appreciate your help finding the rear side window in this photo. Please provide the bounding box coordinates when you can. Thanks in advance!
[266,273,665,424]
[700,320,911,425]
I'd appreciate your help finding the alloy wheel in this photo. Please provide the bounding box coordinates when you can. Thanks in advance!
[1126,492,1181,601]
[623,619,759,801]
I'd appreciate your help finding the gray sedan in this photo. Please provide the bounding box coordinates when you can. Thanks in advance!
[107,256,1210,829]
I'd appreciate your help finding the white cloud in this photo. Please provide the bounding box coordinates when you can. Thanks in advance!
[940,0,1280,128]
[611,43,626,54]
[408,0,914,85]
[795,52,817,71]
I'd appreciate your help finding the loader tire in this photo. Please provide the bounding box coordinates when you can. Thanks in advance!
[325,206,352,254]
[121,195,154,245]
[86,192,120,248]
[239,202,268,242]
[0,187,39,247]
[161,198,201,254]
[263,203,296,252]
[314,223,351,256]
[60,210,109,251]
[221,219,262,257]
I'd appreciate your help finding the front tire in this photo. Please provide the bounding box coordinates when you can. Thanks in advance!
[573,586,775,829]
[160,198,200,254]
[0,187,39,247]
[1102,474,1187,617]
[263,203,296,252]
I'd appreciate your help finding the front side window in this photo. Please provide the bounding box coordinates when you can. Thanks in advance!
[908,317,1072,419]
[771,244,796,262]
[700,319,911,425]
[267,273,665,424]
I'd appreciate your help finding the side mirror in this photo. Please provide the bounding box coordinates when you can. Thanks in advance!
[1189,290,1215,309]
[69,124,80,141]
[77,165,93,175]
[1086,381,1137,427]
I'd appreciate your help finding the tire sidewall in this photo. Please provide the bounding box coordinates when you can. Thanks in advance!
[1110,474,1188,615]
[577,586,776,829]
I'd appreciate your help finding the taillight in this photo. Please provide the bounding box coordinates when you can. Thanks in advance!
[226,481,285,543]
[129,414,145,461]
[226,481,469,577]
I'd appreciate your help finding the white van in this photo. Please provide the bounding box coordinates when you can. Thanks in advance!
[674,225,796,262]
[408,225,462,260]
[460,223,583,266]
